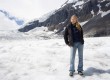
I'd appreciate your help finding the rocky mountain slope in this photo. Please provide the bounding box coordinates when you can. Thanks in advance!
[18,0,110,37]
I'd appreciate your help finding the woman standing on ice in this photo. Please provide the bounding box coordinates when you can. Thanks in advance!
[64,15,84,76]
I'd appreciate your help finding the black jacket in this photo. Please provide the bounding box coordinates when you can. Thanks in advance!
[64,23,84,46]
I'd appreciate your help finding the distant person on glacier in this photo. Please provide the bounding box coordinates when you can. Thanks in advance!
[64,15,84,76]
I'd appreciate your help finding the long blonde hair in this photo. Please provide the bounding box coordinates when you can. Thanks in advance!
[71,15,81,31]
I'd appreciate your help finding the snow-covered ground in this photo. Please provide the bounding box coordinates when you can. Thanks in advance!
[0,29,110,80]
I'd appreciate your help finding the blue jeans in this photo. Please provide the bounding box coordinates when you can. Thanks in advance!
[69,42,84,72]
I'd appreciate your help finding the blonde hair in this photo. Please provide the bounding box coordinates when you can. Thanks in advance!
[71,15,81,31]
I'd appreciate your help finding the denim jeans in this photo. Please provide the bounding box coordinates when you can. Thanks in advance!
[69,42,84,72]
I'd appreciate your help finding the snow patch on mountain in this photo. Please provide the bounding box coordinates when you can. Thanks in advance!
[101,10,110,17]
[97,4,110,17]
[91,10,95,17]
[80,20,89,26]
[68,0,78,3]
[106,2,110,7]
[72,1,84,9]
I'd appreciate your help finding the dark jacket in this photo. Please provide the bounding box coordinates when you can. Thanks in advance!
[64,23,84,46]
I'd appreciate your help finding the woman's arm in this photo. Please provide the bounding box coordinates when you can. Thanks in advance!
[81,28,83,37]
[81,27,84,44]
[64,27,69,45]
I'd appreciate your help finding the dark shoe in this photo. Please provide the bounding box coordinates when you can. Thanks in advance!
[78,71,83,75]
[69,71,74,77]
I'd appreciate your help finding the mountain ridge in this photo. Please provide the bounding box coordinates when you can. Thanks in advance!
[18,0,110,37]
[0,9,24,25]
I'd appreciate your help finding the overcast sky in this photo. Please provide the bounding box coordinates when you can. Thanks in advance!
[0,0,67,21]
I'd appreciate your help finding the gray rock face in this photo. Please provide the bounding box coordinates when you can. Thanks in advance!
[18,0,110,37]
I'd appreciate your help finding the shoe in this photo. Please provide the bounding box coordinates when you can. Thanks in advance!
[78,71,83,75]
[69,71,74,77]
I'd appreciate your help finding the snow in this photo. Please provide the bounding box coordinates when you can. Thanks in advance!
[68,0,78,3]
[72,1,84,9]
[106,2,110,7]
[0,27,60,41]
[38,10,55,22]
[100,0,106,3]
[91,10,95,17]
[0,9,24,25]
[97,4,110,17]
[0,12,20,30]
[0,28,110,80]
[80,20,89,26]
[74,1,84,6]
[101,10,110,17]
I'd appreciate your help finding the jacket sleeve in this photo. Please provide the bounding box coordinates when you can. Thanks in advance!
[81,27,84,38]
[64,27,69,45]
[81,27,84,44]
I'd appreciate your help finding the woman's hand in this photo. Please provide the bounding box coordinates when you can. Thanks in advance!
[67,43,71,47]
